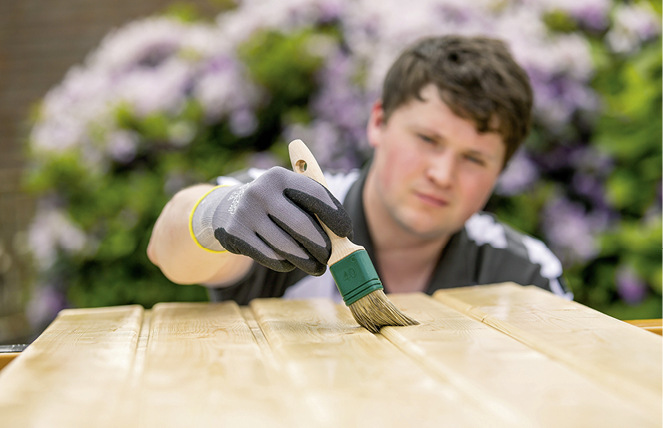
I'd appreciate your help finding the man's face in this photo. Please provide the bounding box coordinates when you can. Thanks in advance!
[366,84,505,241]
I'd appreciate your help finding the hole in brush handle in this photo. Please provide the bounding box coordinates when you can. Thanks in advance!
[289,140,327,187]
[295,160,307,173]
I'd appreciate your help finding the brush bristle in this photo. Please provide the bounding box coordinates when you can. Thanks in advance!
[348,290,419,333]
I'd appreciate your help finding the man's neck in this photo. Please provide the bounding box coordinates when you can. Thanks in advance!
[373,238,448,294]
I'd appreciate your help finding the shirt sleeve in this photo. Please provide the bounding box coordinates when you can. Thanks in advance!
[207,263,308,305]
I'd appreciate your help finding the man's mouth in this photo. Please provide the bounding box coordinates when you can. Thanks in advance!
[415,191,449,207]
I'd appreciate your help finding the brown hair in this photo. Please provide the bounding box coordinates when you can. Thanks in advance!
[381,35,533,167]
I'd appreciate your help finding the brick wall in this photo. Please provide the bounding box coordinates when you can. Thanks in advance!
[0,0,218,343]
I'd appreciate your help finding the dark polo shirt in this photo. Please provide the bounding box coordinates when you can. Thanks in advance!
[208,167,571,304]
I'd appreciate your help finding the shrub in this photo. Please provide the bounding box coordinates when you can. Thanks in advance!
[25,0,661,327]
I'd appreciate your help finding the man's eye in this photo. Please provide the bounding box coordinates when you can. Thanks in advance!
[418,134,435,143]
[465,155,485,165]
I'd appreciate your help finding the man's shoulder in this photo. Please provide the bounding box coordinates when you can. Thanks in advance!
[463,212,548,253]
[462,212,560,267]
[325,169,361,201]
[458,212,571,299]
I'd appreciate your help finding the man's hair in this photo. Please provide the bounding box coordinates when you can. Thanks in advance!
[381,35,533,167]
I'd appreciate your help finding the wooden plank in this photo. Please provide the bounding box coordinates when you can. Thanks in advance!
[249,297,505,428]
[0,353,19,371]
[624,319,662,335]
[4,293,659,427]
[133,302,302,428]
[434,283,662,417]
[382,293,658,428]
[0,305,143,427]
[112,309,152,426]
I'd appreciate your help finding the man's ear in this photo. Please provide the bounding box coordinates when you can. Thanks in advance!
[366,100,385,149]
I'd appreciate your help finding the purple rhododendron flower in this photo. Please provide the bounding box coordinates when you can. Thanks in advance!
[616,266,648,305]
[542,196,611,265]
[496,151,540,196]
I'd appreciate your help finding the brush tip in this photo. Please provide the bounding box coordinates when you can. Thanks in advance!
[348,290,419,333]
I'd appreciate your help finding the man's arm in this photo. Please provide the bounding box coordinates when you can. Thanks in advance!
[149,167,353,287]
[147,184,253,286]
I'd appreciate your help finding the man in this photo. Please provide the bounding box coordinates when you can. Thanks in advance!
[147,35,572,304]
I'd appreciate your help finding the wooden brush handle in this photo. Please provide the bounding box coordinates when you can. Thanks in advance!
[288,139,363,265]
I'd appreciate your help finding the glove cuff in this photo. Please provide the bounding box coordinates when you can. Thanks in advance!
[189,185,232,253]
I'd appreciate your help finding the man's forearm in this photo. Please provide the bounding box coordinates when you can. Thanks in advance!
[147,184,253,286]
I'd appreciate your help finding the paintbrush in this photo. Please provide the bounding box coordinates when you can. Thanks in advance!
[289,139,419,333]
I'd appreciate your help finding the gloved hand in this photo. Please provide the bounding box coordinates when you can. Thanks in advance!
[190,167,353,276]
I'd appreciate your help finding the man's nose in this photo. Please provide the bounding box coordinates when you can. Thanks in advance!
[426,151,456,187]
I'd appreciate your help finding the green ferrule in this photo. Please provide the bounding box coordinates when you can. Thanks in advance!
[329,250,384,306]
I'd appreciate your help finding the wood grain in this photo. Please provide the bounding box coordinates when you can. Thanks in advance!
[1,286,659,427]
[249,297,502,428]
[382,293,658,428]
[133,301,301,428]
[0,305,143,427]
[434,283,662,417]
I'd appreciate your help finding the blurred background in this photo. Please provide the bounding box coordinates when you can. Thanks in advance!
[0,0,660,343]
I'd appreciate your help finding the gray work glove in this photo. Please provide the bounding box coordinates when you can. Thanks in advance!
[190,167,353,276]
